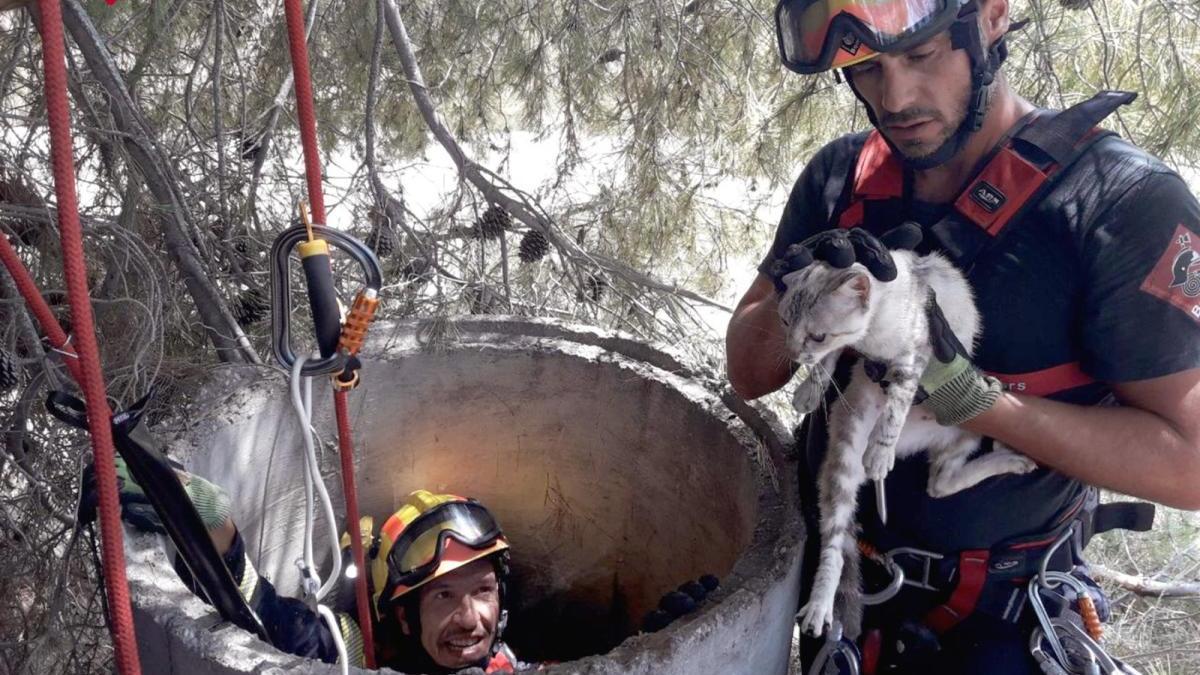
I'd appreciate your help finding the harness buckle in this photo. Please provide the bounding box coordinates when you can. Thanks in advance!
[886,546,945,592]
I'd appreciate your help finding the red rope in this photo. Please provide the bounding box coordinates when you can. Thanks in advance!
[334,389,376,666]
[33,0,142,673]
[0,234,84,384]
[282,0,326,225]
[281,0,376,664]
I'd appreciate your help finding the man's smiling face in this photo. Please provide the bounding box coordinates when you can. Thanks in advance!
[403,558,501,669]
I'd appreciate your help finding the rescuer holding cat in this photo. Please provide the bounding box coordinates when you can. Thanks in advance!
[726,0,1200,672]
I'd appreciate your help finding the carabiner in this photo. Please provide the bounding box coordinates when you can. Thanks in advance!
[807,620,861,675]
[270,222,382,377]
[862,555,905,606]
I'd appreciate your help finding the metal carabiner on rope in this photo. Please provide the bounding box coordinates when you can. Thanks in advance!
[270,206,383,379]
[807,620,862,675]
[856,540,907,606]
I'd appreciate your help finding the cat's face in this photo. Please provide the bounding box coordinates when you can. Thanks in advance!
[778,264,873,365]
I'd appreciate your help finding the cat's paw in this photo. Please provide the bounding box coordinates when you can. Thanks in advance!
[1004,453,1039,475]
[796,598,835,638]
[862,443,895,482]
[792,378,826,414]
[926,477,956,499]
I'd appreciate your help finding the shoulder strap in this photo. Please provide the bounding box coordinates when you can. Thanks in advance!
[953,90,1136,238]
[837,131,903,229]
[931,90,1136,270]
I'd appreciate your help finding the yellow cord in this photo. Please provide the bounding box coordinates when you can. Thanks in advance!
[299,201,315,242]
[296,200,329,258]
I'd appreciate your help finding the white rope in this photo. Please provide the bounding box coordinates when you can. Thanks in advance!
[289,354,350,672]
[316,605,350,675]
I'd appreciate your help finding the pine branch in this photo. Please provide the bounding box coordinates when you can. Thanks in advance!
[56,0,260,365]
[380,0,732,314]
[1091,564,1200,598]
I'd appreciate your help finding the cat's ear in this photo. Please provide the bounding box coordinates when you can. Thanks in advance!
[780,269,807,291]
[837,271,871,307]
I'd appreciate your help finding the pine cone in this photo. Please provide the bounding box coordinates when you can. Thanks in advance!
[367,222,397,258]
[518,229,550,263]
[399,255,431,281]
[234,287,269,327]
[0,349,18,391]
[582,273,608,302]
[473,205,511,240]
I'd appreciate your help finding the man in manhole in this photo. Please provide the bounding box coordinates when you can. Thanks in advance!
[84,464,533,673]
[727,0,1200,673]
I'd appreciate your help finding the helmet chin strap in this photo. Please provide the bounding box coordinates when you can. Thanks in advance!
[844,2,1012,171]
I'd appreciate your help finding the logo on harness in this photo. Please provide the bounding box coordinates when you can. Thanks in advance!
[840,34,861,55]
[969,181,1007,213]
[1140,224,1200,323]
[990,557,1022,573]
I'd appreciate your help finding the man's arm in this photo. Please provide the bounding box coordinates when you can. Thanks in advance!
[726,274,795,399]
[963,368,1200,510]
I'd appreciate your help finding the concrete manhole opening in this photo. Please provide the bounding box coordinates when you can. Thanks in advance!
[132,319,803,674]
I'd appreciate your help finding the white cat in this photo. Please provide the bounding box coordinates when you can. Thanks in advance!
[780,250,1037,639]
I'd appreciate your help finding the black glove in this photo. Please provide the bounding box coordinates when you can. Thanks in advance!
[78,455,230,533]
[767,223,923,292]
[79,455,165,532]
[640,575,720,633]
[917,291,1003,425]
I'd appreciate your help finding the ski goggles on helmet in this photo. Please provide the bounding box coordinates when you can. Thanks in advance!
[775,0,966,74]
[384,499,505,599]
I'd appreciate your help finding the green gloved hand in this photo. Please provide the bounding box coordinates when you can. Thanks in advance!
[918,292,1003,426]
[78,456,232,533]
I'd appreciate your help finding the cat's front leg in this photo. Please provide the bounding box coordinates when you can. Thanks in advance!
[792,350,841,414]
[863,354,925,481]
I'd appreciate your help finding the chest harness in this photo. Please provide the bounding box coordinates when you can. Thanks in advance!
[808,91,1159,674]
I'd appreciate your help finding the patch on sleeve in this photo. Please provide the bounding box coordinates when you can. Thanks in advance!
[1140,224,1200,323]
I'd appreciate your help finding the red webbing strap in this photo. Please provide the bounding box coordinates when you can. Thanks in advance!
[281,0,375,663]
[923,549,989,634]
[953,147,1050,236]
[987,362,1096,397]
[34,0,142,672]
[838,131,903,229]
[0,234,84,384]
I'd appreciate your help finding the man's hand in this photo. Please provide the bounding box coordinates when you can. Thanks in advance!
[79,456,233,536]
[766,223,923,292]
[918,293,1003,426]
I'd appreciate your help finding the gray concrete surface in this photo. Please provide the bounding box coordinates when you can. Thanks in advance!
[126,317,805,674]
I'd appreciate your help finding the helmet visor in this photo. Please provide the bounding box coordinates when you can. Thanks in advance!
[775,0,960,74]
[386,501,503,589]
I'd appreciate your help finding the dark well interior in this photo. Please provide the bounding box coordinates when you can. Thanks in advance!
[333,347,763,661]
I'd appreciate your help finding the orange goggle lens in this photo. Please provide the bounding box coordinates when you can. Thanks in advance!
[775,0,958,73]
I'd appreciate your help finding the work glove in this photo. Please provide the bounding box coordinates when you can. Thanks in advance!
[640,574,720,633]
[917,292,1003,426]
[78,455,232,534]
[766,223,923,293]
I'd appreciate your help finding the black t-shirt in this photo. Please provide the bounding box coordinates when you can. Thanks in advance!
[762,130,1200,551]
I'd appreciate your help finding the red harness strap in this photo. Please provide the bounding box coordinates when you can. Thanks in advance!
[922,549,991,634]
[987,362,1096,397]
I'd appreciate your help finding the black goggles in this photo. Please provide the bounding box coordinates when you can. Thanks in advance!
[385,500,504,593]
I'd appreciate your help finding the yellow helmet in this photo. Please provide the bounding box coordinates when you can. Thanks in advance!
[367,490,509,614]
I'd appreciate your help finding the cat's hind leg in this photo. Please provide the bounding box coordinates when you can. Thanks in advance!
[927,439,1039,498]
